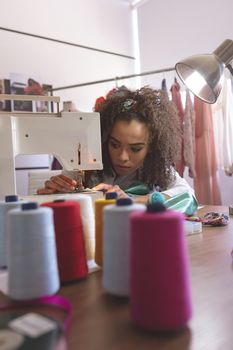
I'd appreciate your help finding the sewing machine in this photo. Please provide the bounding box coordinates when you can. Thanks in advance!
[0,94,103,200]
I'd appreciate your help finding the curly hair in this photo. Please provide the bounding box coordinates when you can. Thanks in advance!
[95,86,181,190]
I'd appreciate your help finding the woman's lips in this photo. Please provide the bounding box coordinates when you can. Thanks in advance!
[115,165,130,169]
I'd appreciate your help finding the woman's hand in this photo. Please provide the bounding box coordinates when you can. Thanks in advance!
[92,183,129,199]
[37,175,78,194]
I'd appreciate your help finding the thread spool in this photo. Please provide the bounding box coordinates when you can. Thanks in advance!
[7,202,59,300]
[130,203,192,331]
[60,194,95,260]
[41,200,88,283]
[0,195,24,268]
[94,192,118,266]
[103,198,145,297]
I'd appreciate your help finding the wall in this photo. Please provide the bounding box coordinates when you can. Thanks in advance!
[137,0,233,89]
[136,0,233,205]
[0,0,136,195]
[0,0,136,111]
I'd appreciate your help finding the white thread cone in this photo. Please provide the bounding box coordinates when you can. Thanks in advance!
[103,200,145,297]
[0,198,25,267]
[7,204,60,300]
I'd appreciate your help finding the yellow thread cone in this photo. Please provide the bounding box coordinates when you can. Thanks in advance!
[94,198,116,266]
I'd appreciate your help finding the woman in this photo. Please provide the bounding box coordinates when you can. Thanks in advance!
[37,86,195,205]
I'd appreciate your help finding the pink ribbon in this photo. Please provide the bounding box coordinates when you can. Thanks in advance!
[0,295,73,332]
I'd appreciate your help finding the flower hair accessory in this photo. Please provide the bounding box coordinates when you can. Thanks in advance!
[122,99,137,112]
[93,96,106,112]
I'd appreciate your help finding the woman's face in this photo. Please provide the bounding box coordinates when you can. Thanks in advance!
[108,119,149,177]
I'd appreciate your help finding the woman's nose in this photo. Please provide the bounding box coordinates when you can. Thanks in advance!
[118,149,129,161]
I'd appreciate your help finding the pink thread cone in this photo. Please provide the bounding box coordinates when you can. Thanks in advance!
[130,207,192,331]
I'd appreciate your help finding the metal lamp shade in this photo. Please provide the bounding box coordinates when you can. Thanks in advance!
[175,39,233,104]
[175,54,224,104]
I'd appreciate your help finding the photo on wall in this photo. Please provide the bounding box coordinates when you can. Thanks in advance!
[10,73,53,113]
[0,79,11,111]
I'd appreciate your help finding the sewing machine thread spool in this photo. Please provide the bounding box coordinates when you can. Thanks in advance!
[41,200,88,283]
[130,203,192,331]
[7,202,59,300]
[103,198,145,297]
[60,193,95,260]
[94,192,118,267]
[0,195,24,268]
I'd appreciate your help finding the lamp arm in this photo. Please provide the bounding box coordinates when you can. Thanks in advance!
[226,63,233,76]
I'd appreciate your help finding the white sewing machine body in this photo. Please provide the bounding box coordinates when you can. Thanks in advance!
[0,110,103,199]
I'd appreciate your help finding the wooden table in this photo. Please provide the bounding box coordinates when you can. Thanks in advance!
[1,205,233,349]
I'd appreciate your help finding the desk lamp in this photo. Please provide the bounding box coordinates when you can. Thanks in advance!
[175,39,233,103]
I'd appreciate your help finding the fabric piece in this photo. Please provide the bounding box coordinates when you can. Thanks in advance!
[211,73,233,176]
[202,211,229,226]
[193,97,222,205]
[161,78,170,101]
[125,183,150,196]
[183,91,196,178]
[164,191,198,216]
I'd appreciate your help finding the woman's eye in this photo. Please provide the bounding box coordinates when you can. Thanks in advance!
[109,141,119,149]
[131,147,143,153]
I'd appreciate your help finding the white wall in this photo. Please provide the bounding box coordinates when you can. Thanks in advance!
[0,0,136,111]
[137,0,233,205]
[137,0,233,89]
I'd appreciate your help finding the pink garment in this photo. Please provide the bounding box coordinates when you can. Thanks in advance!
[193,97,221,205]
[171,79,185,177]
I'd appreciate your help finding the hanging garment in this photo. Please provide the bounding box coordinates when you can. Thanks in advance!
[211,73,233,176]
[183,91,196,178]
[161,78,169,100]
[171,78,185,177]
[193,97,222,205]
